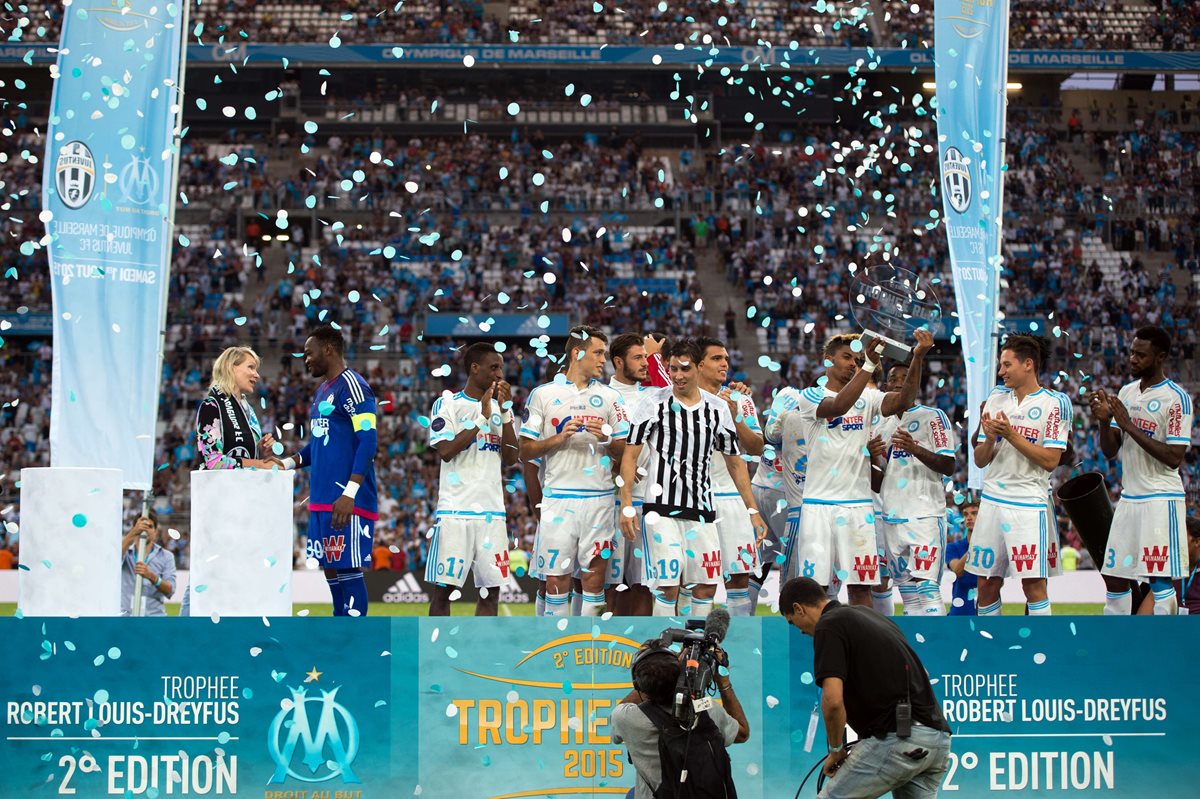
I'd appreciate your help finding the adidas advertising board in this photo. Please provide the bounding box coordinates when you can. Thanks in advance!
[366,570,537,604]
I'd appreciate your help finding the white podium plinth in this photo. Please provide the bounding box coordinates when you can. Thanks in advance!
[18,467,123,617]
[190,469,295,617]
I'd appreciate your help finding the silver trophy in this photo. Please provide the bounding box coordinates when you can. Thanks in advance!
[848,265,942,362]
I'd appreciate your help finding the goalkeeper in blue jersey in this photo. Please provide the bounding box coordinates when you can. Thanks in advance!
[281,325,379,617]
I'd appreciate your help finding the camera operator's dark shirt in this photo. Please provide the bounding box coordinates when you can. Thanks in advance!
[813,601,950,738]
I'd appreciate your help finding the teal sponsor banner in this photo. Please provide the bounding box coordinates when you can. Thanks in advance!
[413,618,775,799]
[1,617,1196,797]
[422,313,571,339]
[0,619,414,797]
[783,617,1198,796]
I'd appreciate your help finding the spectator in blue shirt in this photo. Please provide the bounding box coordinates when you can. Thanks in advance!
[120,512,176,617]
[945,501,980,616]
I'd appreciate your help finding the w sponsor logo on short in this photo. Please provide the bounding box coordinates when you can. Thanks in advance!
[913,545,939,572]
[1142,546,1169,574]
[852,554,879,582]
[1011,544,1039,573]
[702,550,723,579]
[322,535,346,562]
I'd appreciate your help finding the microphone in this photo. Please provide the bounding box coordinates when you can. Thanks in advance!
[706,607,731,643]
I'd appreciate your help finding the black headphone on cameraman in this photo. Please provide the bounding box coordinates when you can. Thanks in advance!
[630,641,676,695]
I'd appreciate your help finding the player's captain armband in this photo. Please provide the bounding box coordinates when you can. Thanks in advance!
[351,412,377,432]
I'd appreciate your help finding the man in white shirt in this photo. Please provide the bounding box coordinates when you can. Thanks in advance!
[752,384,804,613]
[781,330,932,608]
[972,335,1072,616]
[605,332,655,616]
[426,343,518,616]
[695,337,767,616]
[874,362,957,616]
[520,326,628,616]
[1088,326,1193,615]
[865,366,898,616]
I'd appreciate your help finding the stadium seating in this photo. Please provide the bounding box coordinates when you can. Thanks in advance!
[4,0,1196,49]
[1,68,1197,576]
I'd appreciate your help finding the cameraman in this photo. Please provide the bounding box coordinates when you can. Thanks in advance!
[780,577,951,799]
[611,640,750,798]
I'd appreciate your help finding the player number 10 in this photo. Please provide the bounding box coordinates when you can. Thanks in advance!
[564,748,624,779]
[969,546,995,570]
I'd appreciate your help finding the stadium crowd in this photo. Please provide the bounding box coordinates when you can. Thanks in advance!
[883,0,1199,51]
[5,0,1198,50]
[2,82,1197,583]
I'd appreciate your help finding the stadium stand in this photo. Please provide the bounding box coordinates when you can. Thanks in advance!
[1,4,1197,577]
[3,0,1198,49]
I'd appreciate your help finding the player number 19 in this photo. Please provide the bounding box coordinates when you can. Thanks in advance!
[656,559,680,581]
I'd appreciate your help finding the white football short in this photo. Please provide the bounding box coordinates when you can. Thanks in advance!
[966,496,1052,580]
[714,494,759,576]
[1102,498,1187,580]
[882,516,947,582]
[790,501,882,587]
[535,494,618,578]
[425,514,510,589]
[607,499,645,587]
[640,513,722,587]
[751,484,788,566]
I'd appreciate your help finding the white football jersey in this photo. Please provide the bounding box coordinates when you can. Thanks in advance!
[879,405,956,522]
[709,390,762,497]
[520,376,629,496]
[778,408,809,508]
[977,386,1071,504]
[609,376,652,501]
[870,413,898,514]
[754,386,802,491]
[429,391,507,516]
[791,385,886,504]
[1112,379,1193,501]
